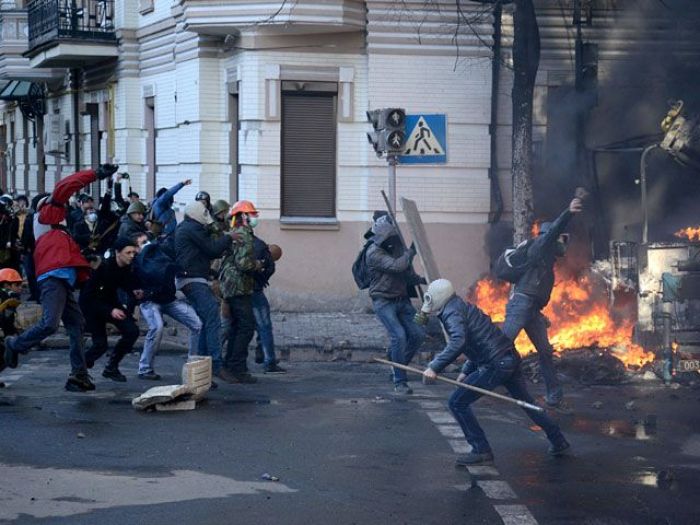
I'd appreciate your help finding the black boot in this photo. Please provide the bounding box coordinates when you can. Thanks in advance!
[65,372,96,392]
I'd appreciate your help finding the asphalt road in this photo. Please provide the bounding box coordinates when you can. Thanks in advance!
[1,350,700,525]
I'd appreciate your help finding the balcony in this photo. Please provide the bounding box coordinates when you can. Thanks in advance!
[178,0,366,37]
[25,0,117,68]
[0,6,64,81]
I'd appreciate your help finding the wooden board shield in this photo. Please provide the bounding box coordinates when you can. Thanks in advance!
[400,197,441,283]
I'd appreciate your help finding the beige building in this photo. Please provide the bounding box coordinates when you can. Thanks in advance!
[0,0,698,310]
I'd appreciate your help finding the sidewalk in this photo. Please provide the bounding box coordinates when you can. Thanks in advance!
[17,304,444,362]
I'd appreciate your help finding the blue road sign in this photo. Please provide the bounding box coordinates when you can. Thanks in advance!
[399,114,447,164]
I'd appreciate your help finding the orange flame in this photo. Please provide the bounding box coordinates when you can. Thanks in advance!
[675,226,700,241]
[470,267,654,368]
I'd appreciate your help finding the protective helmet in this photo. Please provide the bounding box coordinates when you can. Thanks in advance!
[211,199,231,217]
[78,193,93,203]
[195,191,211,205]
[230,200,258,215]
[127,201,147,215]
[0,195,13,207]
[0,268,23,283]
[421,279,455,314]
[268,244,282,261]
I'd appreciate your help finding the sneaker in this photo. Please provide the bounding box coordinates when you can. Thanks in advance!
[102,368,127,382]
[4,336,19,369]
[264,363,286,374]
[216,369,240,384]
[455,451,494,466]
[231,372,257,384]
[138,371,162,381]
[548,439,571,457]
[65,372,96,392]
[254,348,264,364]
[393,383,413,395]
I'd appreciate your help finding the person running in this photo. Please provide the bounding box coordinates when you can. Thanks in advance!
[3,164,119,391]
[80,237,143,382]
[134,233,202,380]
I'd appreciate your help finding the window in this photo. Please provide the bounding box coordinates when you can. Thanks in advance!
[281,81,337,220]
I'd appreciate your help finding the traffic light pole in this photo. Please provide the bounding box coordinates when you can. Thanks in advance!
[387,154,398,213]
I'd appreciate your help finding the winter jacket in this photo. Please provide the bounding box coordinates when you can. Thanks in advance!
[513,208,573,308]
[174,217,232,280]
[151,182,184,236]
[79,256,138,320]
[134,241,177,305]
[117,215,147,240]
[429,295,515,373]
[219,226,256,298]
[34,169,96,284]
[253,236,275,292]
[366,240,412,300]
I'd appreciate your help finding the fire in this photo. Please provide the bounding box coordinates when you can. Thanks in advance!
[470,267,654,368]
[675,226,700,241]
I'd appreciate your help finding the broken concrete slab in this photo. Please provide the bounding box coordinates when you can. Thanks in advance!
[155,399,197,412]
[132,384,191,410]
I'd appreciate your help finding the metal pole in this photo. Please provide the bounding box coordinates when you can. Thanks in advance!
[640,144,658,245]
[387,154,397,213]
[373,358,544,412]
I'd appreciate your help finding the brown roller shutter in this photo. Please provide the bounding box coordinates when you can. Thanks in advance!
[281,91,336,218]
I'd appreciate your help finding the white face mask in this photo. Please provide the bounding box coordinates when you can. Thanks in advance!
[86,212,98,223]
[247,216,259,228]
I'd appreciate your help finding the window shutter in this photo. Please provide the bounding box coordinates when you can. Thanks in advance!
[281,92,336,218]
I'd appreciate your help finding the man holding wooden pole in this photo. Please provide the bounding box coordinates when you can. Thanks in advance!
[417,278,570,466]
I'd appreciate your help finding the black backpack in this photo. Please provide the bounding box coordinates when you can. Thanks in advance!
[352,241,373,290]
[494,239,533,283]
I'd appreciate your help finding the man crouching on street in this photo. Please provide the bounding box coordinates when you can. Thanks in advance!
[419,279,570,466]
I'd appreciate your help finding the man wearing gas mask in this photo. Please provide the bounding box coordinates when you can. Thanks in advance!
[420,279,570,466]
[501,193,584,407]
[366,214,426,395]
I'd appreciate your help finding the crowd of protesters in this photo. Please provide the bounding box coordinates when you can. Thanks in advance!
[0,164,285,392]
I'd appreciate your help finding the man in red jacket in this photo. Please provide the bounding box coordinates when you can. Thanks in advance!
[2,164,118,392]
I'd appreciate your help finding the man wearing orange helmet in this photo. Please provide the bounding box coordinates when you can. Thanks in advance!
[217,200,260,383]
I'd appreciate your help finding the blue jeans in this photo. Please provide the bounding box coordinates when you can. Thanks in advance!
[182,283,222,374]
[502,293,562,404]
[10,277,86,374]
[372,297,425,385]
[252,290,276,366]
[139,300,202,374]
[448,353,566,454]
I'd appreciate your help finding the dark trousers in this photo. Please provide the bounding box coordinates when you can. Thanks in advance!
[448,353,566,454]
[11,277,86,373]
[223,295,255,374]
[502,292,562,404]
[22,252,39,301]
[83,311,139,371]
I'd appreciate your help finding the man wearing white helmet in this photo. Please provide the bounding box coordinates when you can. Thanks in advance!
[420,279,570,465]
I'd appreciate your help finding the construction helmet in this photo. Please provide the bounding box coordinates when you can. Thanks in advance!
[212,199,231,217]
[195,191,211,206]
[230,200,258,215]
[421,279,455,315]
[268,244,282,261]
[0,268,23,283]
[127,201,147,215]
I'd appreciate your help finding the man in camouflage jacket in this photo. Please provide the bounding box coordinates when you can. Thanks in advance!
[217,200,260,383]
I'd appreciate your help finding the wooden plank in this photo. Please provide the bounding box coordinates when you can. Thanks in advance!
[400,197,441,283]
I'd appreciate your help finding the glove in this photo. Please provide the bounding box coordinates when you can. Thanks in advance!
[408,242,417,259]
[414,311,429,326]
[96,163,119,180]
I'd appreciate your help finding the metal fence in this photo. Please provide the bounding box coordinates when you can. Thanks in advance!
[27,0,116,52]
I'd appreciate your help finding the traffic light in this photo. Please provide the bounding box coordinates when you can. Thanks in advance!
[366,108,406,157]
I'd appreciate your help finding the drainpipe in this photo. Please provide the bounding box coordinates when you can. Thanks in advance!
[640,144,658,245]
[488,2,504,224]
[71,68,81,172]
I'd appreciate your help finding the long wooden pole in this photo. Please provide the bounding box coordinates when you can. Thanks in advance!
[373,357,544,413]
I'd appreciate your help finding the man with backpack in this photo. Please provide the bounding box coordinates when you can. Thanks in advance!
[133,233,202,380]
[497,192,584,407]
[362,212,426,395]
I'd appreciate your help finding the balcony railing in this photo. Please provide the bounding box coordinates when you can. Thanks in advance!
[27,0,116,53]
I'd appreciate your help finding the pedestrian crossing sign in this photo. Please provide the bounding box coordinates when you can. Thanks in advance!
[399,114,447,164]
